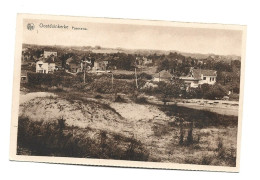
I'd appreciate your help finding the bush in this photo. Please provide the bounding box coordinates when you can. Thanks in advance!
[229,93,239,101]
[114,95,126,103]
[94,94,103,99]
[113,73,134,79]
[72,82,87,89]
[138,73,153,80]
[135,96,148,104]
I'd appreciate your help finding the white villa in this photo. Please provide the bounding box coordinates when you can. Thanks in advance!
[179,68,217,88]
[36,60,56,74]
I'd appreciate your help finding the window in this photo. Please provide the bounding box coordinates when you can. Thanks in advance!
[212,77,215,81]
[203,77,206,80]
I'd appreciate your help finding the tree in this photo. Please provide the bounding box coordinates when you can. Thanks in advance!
[158,80,185,105]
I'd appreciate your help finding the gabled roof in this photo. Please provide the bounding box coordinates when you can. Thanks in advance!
[192,69,217,80]
[153,70,172,79]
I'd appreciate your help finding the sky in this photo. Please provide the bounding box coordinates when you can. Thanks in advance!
[23,19,243,56]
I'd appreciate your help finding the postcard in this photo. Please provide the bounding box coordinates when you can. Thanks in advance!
[10,13,246,172]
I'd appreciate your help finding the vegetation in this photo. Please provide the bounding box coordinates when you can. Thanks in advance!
[17,116,149,161]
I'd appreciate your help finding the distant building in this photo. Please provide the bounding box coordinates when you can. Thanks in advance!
[153,70,172,82]
[179,68,217,88]
[43,51,57,59]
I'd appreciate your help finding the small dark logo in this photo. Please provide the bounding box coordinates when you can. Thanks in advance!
[27,23,35,31]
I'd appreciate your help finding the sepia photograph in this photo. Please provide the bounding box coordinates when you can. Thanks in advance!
[10,14,246,172]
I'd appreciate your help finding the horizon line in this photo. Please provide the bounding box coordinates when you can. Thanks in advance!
[22,43,241,58]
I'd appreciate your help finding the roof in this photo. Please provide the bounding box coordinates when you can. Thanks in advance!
[192,69,217,80]
[153,70,172,79]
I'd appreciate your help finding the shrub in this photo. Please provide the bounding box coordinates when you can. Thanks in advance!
[94,94,103,99]
[138,73,153,80]
[114,95,126,103]
[135,96,148,104]
[113,73,134,79]
[72,82,87,89]
[201,155,213,165]
[186,122,193,145]
[229,93,239,101]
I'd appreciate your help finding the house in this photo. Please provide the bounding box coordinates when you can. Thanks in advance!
[36,60,49,73]
[179,68,217,88]
[153,70,172,82]
[43,51,57,59]
[35,60,56,74]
